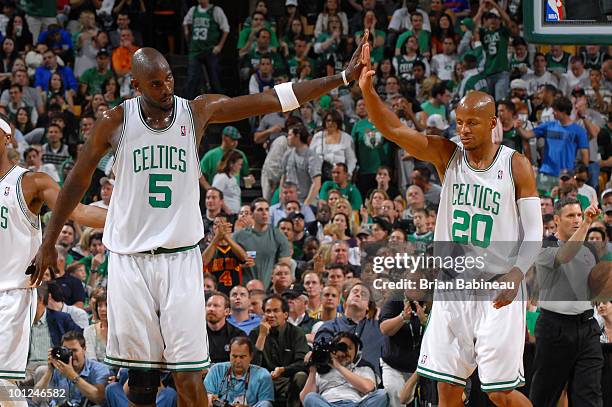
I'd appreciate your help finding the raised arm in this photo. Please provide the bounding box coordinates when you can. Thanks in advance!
[201,32,369,125]
[33,107,121,285]
[358,42,456,173]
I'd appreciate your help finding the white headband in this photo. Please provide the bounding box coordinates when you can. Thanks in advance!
[0,118,11,135]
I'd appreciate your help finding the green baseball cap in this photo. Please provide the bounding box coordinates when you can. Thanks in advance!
[222,126,242,140]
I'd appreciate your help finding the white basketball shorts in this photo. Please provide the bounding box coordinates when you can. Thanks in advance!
[104,247,210,371]
[0,288,36,380]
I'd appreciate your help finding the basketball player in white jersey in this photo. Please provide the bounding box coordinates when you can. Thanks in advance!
[359,45,542,405]
[0,114,105,407]
[34,40,368,407]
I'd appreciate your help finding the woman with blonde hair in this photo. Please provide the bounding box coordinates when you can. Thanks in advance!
[366,189,389,219]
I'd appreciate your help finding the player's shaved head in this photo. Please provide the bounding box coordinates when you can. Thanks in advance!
[457,91,496,117]
[131,47,170,80]
[455,91,497,151]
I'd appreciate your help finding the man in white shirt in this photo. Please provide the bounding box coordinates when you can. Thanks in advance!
[430,37,457,81]
[562,55,591,95]
[522,53,559,96]
[91,177,113,209]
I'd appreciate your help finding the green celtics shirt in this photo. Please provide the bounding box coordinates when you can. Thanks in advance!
[409,231,433,254]
[479,26,510,75]
[501,127,523,153]
[546,51,571,74]
[351,118,392,175]
[188,5,221,55]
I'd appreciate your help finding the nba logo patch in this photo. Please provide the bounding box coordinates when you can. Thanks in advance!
[497,170,503,179]
[421,355,428,365]
[180,126,186,137]
[4,186,9,196]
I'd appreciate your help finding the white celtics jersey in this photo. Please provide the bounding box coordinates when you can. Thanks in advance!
[0,166,41,291]
[103,96,204,254]
[435,145,521,275]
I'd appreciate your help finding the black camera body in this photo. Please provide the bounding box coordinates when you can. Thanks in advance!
[51,346,73,364]
[307,338,348,374]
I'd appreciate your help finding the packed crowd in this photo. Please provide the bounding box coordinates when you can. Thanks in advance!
[3,0,611,406]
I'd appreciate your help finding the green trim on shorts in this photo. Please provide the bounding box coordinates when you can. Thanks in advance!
[0,369,26,380]
[416,365,467,386]
[480,376,525,392]
[137,244,199,255]
[104,355,210,370]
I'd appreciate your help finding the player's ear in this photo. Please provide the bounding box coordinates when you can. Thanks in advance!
[491,115,498,130]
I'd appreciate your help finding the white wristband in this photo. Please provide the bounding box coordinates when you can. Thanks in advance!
[0,118,11,135]
[341,70,349,86]
[274,82,300,112]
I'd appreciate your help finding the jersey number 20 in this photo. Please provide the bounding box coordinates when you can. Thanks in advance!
[149,174,172,208]
[451,209,493,248]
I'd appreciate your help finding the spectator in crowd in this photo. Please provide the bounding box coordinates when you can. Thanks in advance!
[597,301,612,343]
[234,198,292,285]
[411,166,441,206]
[315,282,384,377]
[34,50,77,93]
[563,55,591,95]
[408,208,433,253]
[46,280,89,329]
[541,195,555,216]
[241,28,286,78]
[77,232,108,289]
[54,246,87,308]
[518,96,589,193]
[34,331,110,407]
[201,187,226,248]
[38,23,73,64]
[283,283,319,338]
[281,123,322,206]
[6,83,38,125]
[249,55,276,95]
[109,13,143,48]
[91,177,113,209]
[431,36,457,81]
[458,53,488,98]
[1,68,43,115]
[546,45,572,75]
[523,53,559,96]
[228,285,262,335]
[531,197,604,406]
[311,109,357,178]
[303,271,323,317]
[270,181,316,225]
[24,146,59,181]
[311,286,343,329]
[269,262,294,295]
[203,214,248,295]
[300,331,388,407]
[79,48,113,96]
[183,0,230,96]
[574,164,598,204]
[250,290,266,317]
[199,126,252,191]
[84,289,108,362]
[205,336,274,407]
[6,14,34,53]
[260,124,290,201]
[111,29,139,78]
[212,150,244,215]
[473,1,517,100]
[250,295,309,407]
[319,163,363,210]
[315,0,348,38]
[206,291,247,364]
[41,123,70,171]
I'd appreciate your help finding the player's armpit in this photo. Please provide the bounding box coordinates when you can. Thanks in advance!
[511,152,538,199]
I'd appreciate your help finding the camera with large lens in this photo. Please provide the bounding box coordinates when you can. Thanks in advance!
[51,346,73,364]
[307,338,348,374]
[211,399,232,407]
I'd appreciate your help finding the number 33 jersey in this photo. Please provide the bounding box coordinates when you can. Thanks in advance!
[435,145,521,274]
[103,96,204,254]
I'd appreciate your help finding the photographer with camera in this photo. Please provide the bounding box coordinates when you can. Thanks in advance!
[34,331,111,407]
[300,332,388,407]
[248,294,309,407]
[204,336,274,407]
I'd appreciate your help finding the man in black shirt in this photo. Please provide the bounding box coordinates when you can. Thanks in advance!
[250,295,309,407]
[206,292,246,364]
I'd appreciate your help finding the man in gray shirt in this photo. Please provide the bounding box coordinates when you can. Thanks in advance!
[531,197,604,407]
[233,198,292,286]
[281,124,322,206]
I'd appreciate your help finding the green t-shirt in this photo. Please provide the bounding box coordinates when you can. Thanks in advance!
[19,0,56,17]
[546,51,571,74]
[526,308,540,336]
[501,127,523,153]
[460,69,488,96]
[188,5,222,56]
[79,68,114,95]
[245,49,287,76]
[356,29,386,64]
[79,254,108,282]
[409,231,433,254]
[199,146,250,184]
[420,101,446,118]
[479,26,510,75]
[237,26,280,50]
[509,53,530,74]
[395,30,431,55]
[287,56,316,80]
[351,118,392,175]
[319,181,363,210]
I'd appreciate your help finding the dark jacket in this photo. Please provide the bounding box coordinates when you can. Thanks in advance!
[46,308,83,346]
[249,323,308,377]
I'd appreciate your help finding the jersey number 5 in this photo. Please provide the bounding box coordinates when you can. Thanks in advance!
[451,209,493,248]
[149,174,172,208]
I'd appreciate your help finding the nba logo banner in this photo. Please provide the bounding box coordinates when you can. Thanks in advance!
[546,0,564,21]
[180,126,186,137]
